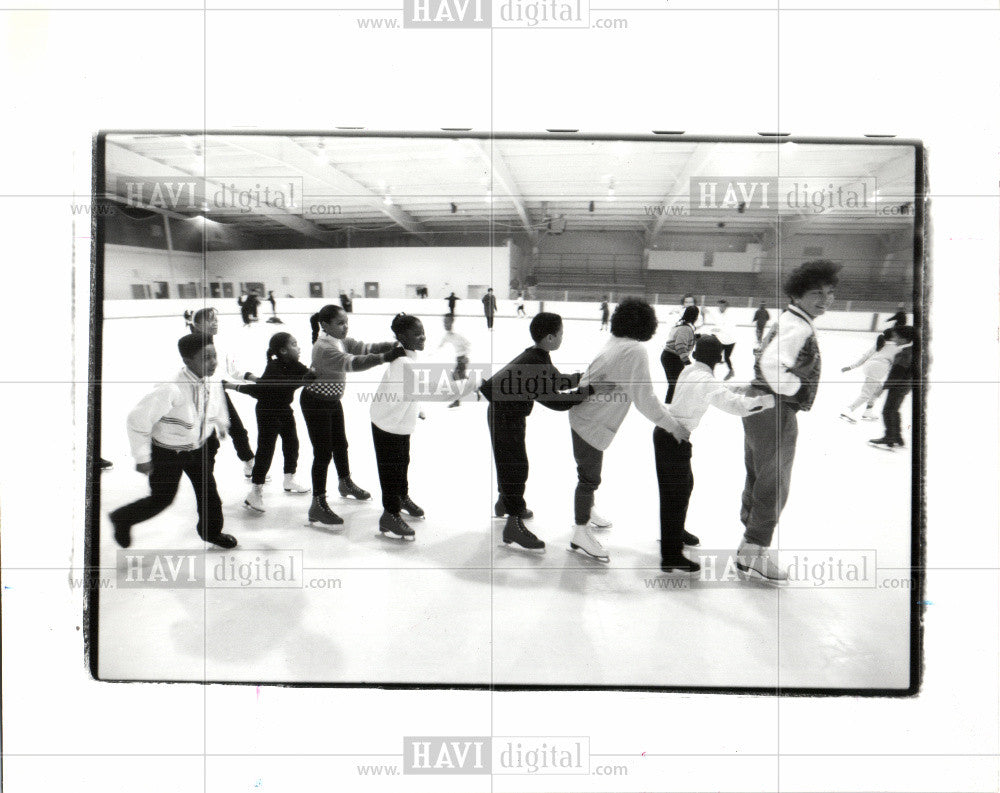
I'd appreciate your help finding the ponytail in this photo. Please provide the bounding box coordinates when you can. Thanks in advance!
[310,304,344,344]
[310,313,321,344]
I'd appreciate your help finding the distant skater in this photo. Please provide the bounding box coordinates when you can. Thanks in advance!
[753,303,770,346]
[516,291,526,317]
[446,291,459,317]
[482,288,497,330]
[599,296,610,331]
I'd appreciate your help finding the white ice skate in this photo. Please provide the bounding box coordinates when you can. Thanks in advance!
[861,410,879,421]
[569,524,610,563]
[283,474,310,494]
[838,412,857,424]
[243,458,270,481]
[587,509,613,530]
[243,485,265,514]
[736,541,787,582]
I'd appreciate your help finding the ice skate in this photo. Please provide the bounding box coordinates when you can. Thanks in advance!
[838,412,857,424]
[868,437,896,451]
[681,530,700,547]
[243,458,269,481]
[338,477,371,501]
[243,484,265,514]
[197,530,238,549]
[736,540,787,582]
[660,551,700,573]
[448,399,461,409]
[587,509,613,530]
[379,510,415,540]
[308,495,344,526]
[494,498,533,520]
[723,370,734,381]
[569,524,610,563]
[99,457,114,472]
[861,409,879,421]
[110,513,132,549]
[400,495,425,518]
[283,474,310,494]
[501,514,545,551]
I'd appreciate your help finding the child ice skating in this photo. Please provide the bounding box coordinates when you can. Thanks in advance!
[654,335,773,573]
[438,314,476,408]
[661,306,699,403]
[840,326,915,424]
[226,332,315,514]
[568,298,689,563]
[109,334,237,550]
[370,314,429,540]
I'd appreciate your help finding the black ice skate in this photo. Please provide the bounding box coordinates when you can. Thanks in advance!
[400,496,425,518]
[379,510,416,540]
[308,496,344,526]
[338,477,371,500]
[494,498,534,520]
[197,530,238,550]
[681,530,700,547]
[868,437,896,451]
[501,514,545,551]
[110,513,132,549]
[660,551,700,573]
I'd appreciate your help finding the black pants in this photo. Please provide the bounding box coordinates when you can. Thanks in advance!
[300,390,351,496]
[721,343,735,374]
[485,312,494,329]
[487,403,528,516]
[225,393,255,462]
[755,324,766,343]
[110,436,224,539]
[882,383,911,443]
[653,427,693,557]
[660,350,687,404]
[251,405,299,485]
[372,423,411,513]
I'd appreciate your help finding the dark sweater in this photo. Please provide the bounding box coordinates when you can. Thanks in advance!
[232,358,313,409]
[479,346,589,416]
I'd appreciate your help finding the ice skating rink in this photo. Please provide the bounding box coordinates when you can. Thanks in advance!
[95,304,914,690]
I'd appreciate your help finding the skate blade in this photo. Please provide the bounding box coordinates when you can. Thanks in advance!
[378,530,416,541]
[498,540,545,554]
[587,521,613,531]
[735,561,787,584]
[306,519,344,528]
[568,543,610,564]
[242,502,265,515]
[868,443,896,452]
[659,566,698,574]
[284,489,311,495]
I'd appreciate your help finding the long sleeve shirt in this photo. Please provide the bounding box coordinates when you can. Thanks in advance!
[304,333,397,401]
[753,308,770,327]
[669,362,774,433]
[664,323,696,360]
[752,304,821,411]
[439,330,471,358]
[707,309,737,345]
[479,346,588,416]
[569,336,686,451]
[371,350,422,435]
[230,358,313,409]
[126,367,229,464]
[846,338,912,371]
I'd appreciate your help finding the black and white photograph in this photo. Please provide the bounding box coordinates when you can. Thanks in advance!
[1,4,998,793]
[92,131,924,691]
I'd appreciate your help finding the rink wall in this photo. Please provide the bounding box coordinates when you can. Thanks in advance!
[101,297,903,333]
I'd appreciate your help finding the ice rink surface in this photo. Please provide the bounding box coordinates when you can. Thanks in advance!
[95,304,914,690]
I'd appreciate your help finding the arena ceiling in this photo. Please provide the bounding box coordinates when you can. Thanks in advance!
[103,132,918,245]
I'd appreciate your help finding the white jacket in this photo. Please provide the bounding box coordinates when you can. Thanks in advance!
[371,350,422,435]
[126,368,230,464]
[569,336,685,451]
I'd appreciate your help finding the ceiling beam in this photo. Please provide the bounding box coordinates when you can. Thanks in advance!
[106,139,335,243]
[644,143,719,246]
[472,140,539,243]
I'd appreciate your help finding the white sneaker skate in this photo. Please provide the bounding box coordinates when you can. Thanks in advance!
[243,485,265,514]
[861,410,878,421]
[283,475,310,494]
[736,541,787,582]
[569,524,610,563]
[587,509,613,530]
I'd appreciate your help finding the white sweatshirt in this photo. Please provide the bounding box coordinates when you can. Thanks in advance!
[126,367,230,464]
[706,308,737,346]
[569,336,686,451]
[371,350,421,435]
[670,362,774,433]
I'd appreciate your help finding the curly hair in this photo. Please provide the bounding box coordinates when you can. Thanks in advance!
[610,298,658,342]
[390,313,422,337]
[784,260,842,298]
